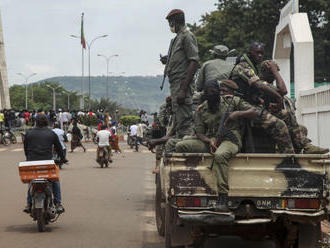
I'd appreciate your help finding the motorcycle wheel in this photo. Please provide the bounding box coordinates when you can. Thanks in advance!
[100,160,104,168]
[36,208,46,232]
[2,137,10,146]
[11,135,17,144]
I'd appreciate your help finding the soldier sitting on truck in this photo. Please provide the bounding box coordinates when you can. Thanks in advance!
[259,60,329,154]
[196,45,236,92]
[175,80,295,210]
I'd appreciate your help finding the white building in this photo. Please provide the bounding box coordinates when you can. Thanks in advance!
[273,0,330,148]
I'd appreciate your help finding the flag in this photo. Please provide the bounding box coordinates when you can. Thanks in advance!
[81,13,86,49]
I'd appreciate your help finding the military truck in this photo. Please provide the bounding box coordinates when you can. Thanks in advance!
[155,152,330,247]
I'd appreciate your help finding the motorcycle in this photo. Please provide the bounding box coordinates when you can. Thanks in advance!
[0,129,11,146]
[28,179,62,232]
[97,147,109,168]
[5,128,17,144]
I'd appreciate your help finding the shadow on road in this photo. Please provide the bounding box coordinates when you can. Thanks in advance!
[5,224,59,233]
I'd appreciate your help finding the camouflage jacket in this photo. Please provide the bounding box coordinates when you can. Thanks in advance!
[158,102,172,129]
[230,54,268,104]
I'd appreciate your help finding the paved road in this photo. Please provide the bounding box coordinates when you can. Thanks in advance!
[0,142,276,248]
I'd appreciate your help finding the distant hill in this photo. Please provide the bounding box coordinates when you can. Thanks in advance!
[40,75,170,112]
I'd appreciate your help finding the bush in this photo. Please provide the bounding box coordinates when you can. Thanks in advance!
[78,115,98,126]
[119,115,140,126]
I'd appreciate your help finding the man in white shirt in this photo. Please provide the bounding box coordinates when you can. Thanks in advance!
[135,122,147,152]
[96,125,113,163]
[52,123,68,159]
[130,124,138,136]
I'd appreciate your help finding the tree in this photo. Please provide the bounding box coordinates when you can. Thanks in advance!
[189,0,330,81]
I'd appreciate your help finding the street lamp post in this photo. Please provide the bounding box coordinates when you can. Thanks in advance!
[62,90,72,110]
[17,73,37,109]
[97,54,119,99]
[46,85,60,111]
[86,35,108,109]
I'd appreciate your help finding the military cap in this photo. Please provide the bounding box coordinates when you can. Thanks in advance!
[218,79,239,90]
[209,45,229,57]
[166,9,184,20]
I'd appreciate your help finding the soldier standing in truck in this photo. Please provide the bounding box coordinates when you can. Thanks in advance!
[160,9,199,139]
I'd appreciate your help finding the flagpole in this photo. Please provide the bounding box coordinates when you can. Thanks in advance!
[81,45,84,110]
[81,13,85,110]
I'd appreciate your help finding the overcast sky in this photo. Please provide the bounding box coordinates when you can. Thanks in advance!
[0,0,217,85]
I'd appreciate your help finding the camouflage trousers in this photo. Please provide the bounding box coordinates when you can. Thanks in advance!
[253,109,294,153]
[272,109,309,153]
[176,138,239,194]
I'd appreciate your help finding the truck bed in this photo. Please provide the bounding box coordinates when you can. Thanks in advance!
[162,153,330,205]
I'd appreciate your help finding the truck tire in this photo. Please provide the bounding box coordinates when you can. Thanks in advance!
[155,174,165,236]
[165,204,184,248]
[296,222,321,248]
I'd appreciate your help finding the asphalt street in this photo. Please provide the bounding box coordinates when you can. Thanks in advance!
[0,142,280,248]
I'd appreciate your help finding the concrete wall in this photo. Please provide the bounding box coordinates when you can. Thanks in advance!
[299,85,330,148]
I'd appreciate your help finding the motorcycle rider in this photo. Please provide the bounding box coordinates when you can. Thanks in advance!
[52,122,68,159]
[96,125,113,163]
[23,114,67,214]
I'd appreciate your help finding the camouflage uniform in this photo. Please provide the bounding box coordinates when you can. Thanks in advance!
[230,55,294,153]
[166,25,199,139]
[176,96,249,193]
[259,61,327,154]
[155,102,171,161]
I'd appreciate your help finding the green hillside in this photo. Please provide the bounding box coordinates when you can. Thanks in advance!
[40,75,170,112]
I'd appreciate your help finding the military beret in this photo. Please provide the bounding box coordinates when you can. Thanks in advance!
[166,9,184,20]
[219,79,239,90]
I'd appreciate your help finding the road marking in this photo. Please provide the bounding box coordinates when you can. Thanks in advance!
[12,148,23,152]
[87,148,97,152]
[0,148,8,151]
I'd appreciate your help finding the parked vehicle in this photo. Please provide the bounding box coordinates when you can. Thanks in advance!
[0,129,11,146]
[5,128,17,144]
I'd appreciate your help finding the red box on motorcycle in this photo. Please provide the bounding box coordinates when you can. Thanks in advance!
[18,160,59,183]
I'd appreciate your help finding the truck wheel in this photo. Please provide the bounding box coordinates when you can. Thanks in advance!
[296,222,321,248]
[155,174,165,236]
[165,204,184,248]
